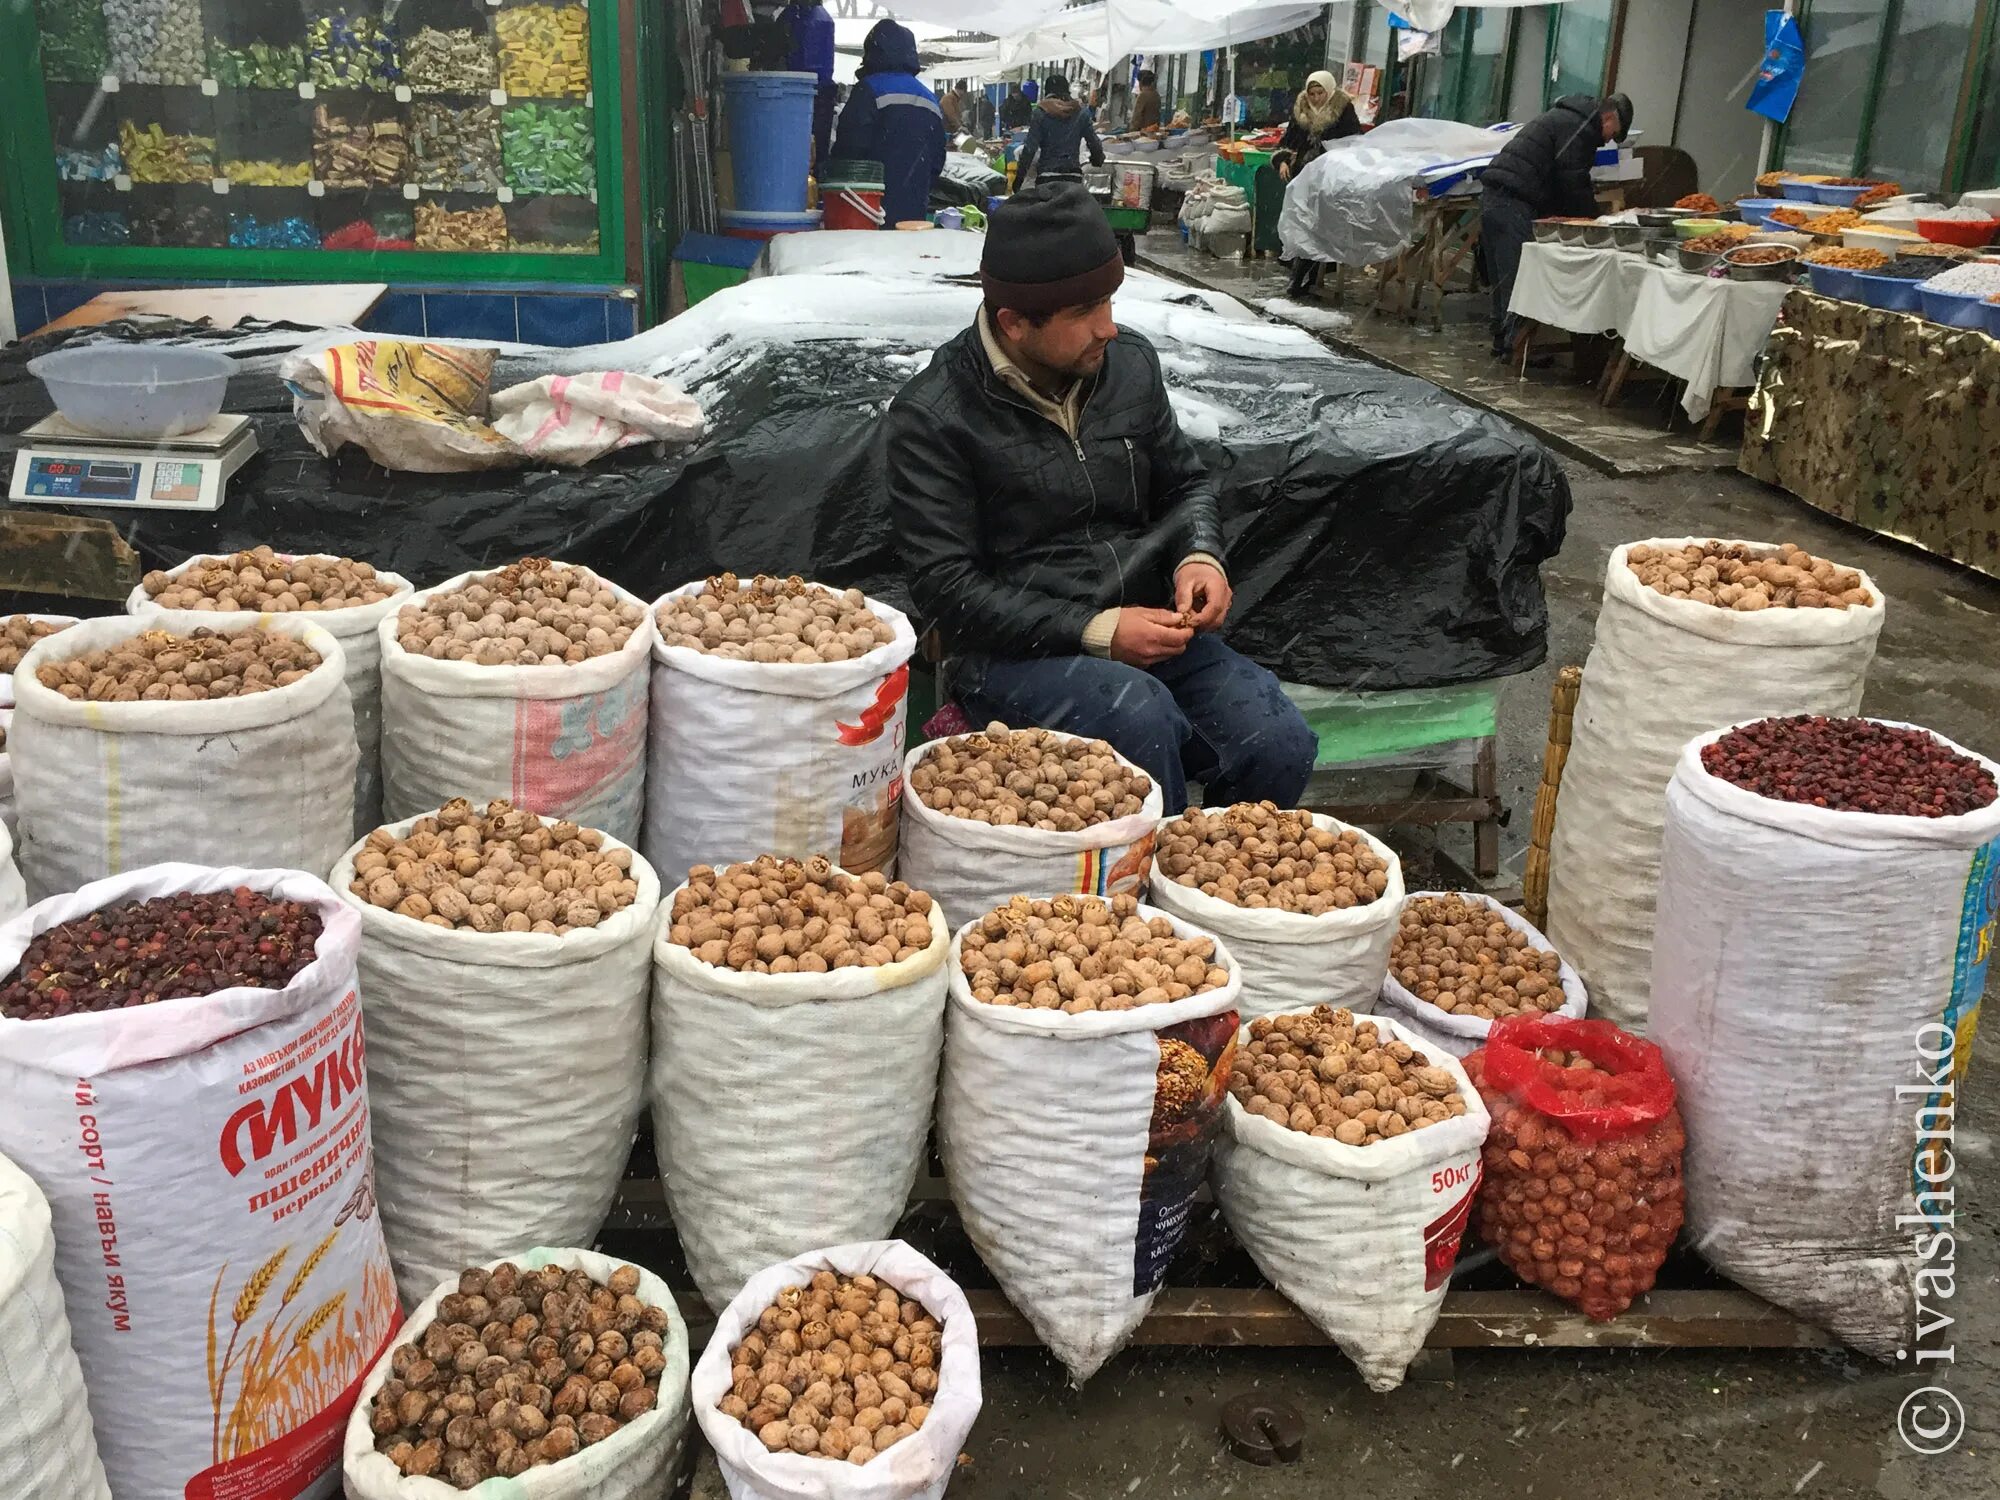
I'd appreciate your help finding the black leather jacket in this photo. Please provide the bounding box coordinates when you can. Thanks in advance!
[884,322,1224,660]
[1480,94,1605,216]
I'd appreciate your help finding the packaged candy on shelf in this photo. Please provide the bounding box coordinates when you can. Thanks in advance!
[118,121,217,183]
[208,38,306,88]
[411,102,503,191]
[39,0,109,82]
[312,104,409,187]
[229,212,321,248]
[55,143,121,182]
[223,158,313,187]
[501,102,593,195]
[62,210,130,245]
[306,9,400,91]
[413,199,508,250]
[496,3,589,96]
[321,217,415,250]
[105,0,204,85]
[403,25,498,93]
[132,200,226,247]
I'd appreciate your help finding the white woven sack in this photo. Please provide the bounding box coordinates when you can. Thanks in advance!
[128,555,414,836]
[0,706,15,844]
[691,1240,982,1500]
[377,569,656,846]
[938,905,1241,1382]
[1372,892,1588,1058]
[1147,811,1403,1020]
[9,611,357,900]
[898,734,1164,937]
[1651,723,2000,1360]
[330,816,659,1305]
[0,864,398,1500]
[0,1150,111,1500]
[1211,1011,1487,1391]
[0,818,25,927]
[650,892,949,1311]
[643,582,917,885]
[0,614,78,708]
[1544,540,1884,1032]
[343,1248,691,1500]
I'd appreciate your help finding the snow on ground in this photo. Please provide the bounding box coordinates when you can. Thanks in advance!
[1255,298,1355,336]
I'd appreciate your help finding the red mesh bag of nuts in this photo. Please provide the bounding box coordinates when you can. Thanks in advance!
[1464,1017,1684,1321]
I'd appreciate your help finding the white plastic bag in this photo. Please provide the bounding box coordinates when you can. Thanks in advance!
[0,864,398,1500]
[1650,723,2000,1359]
[938,905,1241,1382]
[127,556,414,836]
[0,1150,111,1500]
[1211,1011,1487,1391]
[1545,540,1884,1031]
[650,892,949,1312]
[378,570,656,846]
[643,582,917,885]
[10,613,358,900]
[489,372,707,464]
[330,817,658,1305]
[898,735,1164,937]
[343,1248,691,1500]
[1147,811,1402,1020]
[691,1240,982,1500]
[1372,892,1588,1058]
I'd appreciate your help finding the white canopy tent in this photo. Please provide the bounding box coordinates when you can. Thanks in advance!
[992,0,1324,72]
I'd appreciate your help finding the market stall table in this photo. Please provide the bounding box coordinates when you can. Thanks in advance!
[1741,290,2000,583]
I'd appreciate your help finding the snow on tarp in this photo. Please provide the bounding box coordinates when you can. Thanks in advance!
[0,265,1567,692]
[1279,117,1513,266]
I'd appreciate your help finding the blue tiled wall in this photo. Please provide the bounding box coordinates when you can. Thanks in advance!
[11,279,639,347]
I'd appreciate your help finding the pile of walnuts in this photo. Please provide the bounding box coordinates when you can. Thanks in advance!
[1625,541,1871,611]
[911,726,1149,832]
[718,1271,940,1466]
[1230,1007,1468,1145]
[656,574,895,663]
[1390,895,1566,1020]
[959,892,1229,1011]
[1155,804,1390,914]
[669,856,936,972]
[367,1261,671,1488]
[0,616,71,673]
[34,627,321,702]
[141,547,400,612]
[350,798,638,934]
[397,559,646,665]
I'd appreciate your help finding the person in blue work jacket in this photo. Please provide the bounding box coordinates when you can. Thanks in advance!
[830,19,946,227]
[782,0,837,166]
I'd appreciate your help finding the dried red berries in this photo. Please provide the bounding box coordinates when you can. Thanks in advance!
[0,887,323,1020]
[1701,717,1996,819]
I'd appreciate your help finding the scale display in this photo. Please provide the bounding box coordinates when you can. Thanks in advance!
[24,456,141,501]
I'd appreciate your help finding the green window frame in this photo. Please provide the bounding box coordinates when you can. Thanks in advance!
[1373,2,1518,125]
[1543,0,1621,110]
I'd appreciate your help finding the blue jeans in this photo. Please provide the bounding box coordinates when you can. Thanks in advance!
[960,634,1318,813]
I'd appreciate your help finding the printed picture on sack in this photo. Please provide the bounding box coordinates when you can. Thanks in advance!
[1083,830,1156,900]
[837,666,911,874]
[514,673,648,822]
[1134,1011,1239,1294]
[1422,1163,1480,1291]
[1945,838,1996,1082]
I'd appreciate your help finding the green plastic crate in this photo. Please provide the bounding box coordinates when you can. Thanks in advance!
[682,260,749,305]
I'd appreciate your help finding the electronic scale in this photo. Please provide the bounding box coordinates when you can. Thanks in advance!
[8,412,258,512]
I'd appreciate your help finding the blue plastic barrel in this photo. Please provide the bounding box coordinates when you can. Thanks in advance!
[722,71,818,214]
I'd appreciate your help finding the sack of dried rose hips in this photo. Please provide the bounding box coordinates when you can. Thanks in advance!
[1463,1016,1683,1322]
[0,865,396,1500]
[0,1149,110,1500]
[1653,718,2000,1358]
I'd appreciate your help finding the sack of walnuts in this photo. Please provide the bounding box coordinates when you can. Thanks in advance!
[0,1150,111,1500]
[0,864,398,1500]
[690,1239,982,1500]
[938,899,1240,1383]
[1147,807,1404,1020]
[129,552,414,836]
[0,613,78,708]
[1372,890,1588,1058]
[342,1248,691,1500]
[331,808,660,1305]
[1210,1007,1488,1391]
[650,860,951,1312]
[1546,537,1884,1031]
[1463,1016,1683,1322]
[378,563,656,847]
[10,612,358,900]
[898,728,1165,935]
[644,577,918,884]
[1652,722,2000,1358]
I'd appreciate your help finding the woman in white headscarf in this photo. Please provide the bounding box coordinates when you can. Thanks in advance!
[1274,69,1363,298]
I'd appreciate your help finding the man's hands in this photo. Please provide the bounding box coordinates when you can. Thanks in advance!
[1174,560,1232,630]
[1109,608,1193,667]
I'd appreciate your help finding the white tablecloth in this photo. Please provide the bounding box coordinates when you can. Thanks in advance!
[1509,242,1793,420]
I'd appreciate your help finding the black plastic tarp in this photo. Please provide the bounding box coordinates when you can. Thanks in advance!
[0,315,1568,690]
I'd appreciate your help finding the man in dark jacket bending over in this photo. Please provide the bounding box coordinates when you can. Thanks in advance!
[885,185,1318,811]
[1480,92,1632,356]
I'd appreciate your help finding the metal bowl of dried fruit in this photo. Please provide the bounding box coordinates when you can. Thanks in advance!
[1723,243,1802,281]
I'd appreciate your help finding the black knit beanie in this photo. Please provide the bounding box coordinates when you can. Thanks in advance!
[982,183,1124,314]
[1045,73,1071,99]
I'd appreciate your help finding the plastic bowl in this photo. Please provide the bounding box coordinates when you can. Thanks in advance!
[1805,263,1863,302]
[1956,189,2000,219]
[27,345,233,439]
[1731,197,1793,228]
[1850,271,1925,312]
[1843,226,1923,254]
[1673,217,1730,240]
[1918,216,2000,248]
[1810,183,1877,206]
[1778,176,1825,200]
[1918,285,1993,329]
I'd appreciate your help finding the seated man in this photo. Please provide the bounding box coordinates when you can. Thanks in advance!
[884,184,1318,811]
